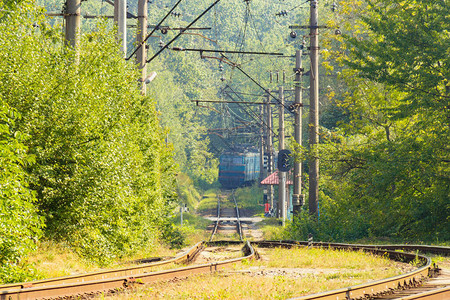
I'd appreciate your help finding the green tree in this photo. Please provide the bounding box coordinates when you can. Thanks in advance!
[291,0,449,242]
[0,2,178,264]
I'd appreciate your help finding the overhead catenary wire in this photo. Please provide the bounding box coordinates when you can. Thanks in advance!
[222,89,262,125]
[222,55,294,114]
[170,47,283,56]
[126,0,183,61]
[222,91,264,97]
[237,4,250,62]
[222,85,278,137]
[146,0,221,64]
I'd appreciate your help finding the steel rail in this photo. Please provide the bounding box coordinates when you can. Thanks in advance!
[250,241,443,300]
[266,240,450,256]
[209,194,221,241]
[288,253,430,300]
[397,286,450,299]
[210,190,243,241]
[0,241,255,300]
[0,240,447,299]
[232,190,243,241]
[0,241,204,291]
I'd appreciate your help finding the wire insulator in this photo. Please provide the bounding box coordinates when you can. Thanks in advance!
[331,2,337,12]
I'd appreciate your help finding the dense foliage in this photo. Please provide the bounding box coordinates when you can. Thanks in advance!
[0,102,43,282]
[289,0,449,242]
[1,0,448,285]
[0,0,177,281]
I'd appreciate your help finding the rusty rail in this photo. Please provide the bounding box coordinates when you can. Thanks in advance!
[209,194,221,241]
[397,286,450,299]
[1,240,447,299]
[252,241,444,300]
[270,240,450,256]
[0,241,204,292]
[209,190,243,241]
[0,241,255,300]
[232,191,243,241]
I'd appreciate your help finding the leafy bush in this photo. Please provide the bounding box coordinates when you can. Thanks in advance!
[160,223,185,249]
[0,3,177,265]
[0,102,44,283]
[197,197,218,212]
[235,184,264,213]
[177,173,201,209]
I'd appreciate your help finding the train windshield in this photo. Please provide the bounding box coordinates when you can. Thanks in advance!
[221,156,244,164]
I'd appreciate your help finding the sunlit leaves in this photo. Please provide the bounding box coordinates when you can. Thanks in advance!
[290,0,450,242]
[0,101,44,283]
[0,1,178,267]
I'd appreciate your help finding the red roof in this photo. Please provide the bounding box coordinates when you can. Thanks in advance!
[260,171,293,185]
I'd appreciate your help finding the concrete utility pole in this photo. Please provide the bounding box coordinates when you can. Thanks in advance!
[293,48,304,215]
[136,0,147,95]
[309,0,320,217]
[114,0,127,56]
[278,86,287,226]
[65,0,81,48]
[259,104,265,182]
[266,90,274,211]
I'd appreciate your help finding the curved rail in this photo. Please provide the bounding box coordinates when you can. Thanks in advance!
[252,241,446,300]
[396,286,450,299]
[0,241,204,292]
[1,240,447,299]
[0,241,255,300]
[274,240,450,256]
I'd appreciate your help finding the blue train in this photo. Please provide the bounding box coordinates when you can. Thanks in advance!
[218,151,260,189]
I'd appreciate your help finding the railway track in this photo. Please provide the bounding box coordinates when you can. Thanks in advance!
[254,241,449,300]
[0,233,448,299]
[1,184,448,300]
[0,241,257,299]
[209,190,244,241]
[0,241,204,299]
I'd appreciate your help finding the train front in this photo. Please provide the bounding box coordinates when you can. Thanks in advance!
[218,152,260,189]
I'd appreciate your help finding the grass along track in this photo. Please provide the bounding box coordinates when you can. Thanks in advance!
[1,188,448,299]
[0,241,448,299]
[97,242,447,299]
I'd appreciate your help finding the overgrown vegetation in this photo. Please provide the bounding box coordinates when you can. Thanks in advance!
[288,0,449,243]
[1,0,448,285]
[0,0,177,282]
[235,184,264,213]
[110,247,408,299]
